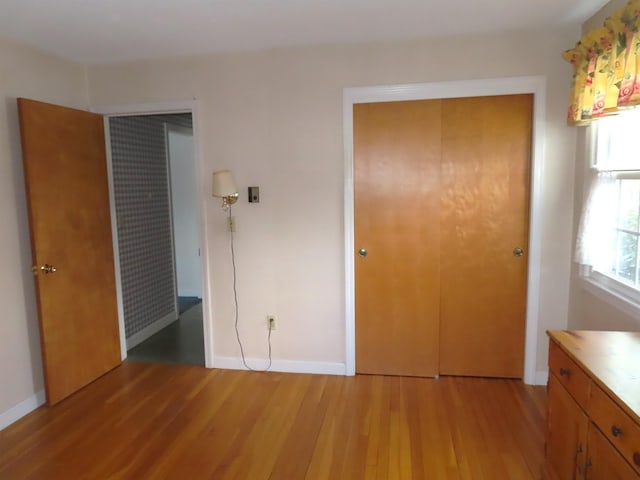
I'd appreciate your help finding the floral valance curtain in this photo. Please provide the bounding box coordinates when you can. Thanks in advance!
[564,0,640,125]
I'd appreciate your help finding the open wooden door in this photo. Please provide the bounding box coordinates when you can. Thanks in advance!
[18,98,121,405]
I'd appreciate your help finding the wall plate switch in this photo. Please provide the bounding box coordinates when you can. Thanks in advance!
[248,186,260,203]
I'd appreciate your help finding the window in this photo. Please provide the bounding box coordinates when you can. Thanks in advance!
[580,108,640,309]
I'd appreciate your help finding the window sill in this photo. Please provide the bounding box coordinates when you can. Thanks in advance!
[580,275,640,320]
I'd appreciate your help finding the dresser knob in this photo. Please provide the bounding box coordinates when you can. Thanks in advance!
[611,425,623,437]
[559,368,570,376]
[633,452,640,467]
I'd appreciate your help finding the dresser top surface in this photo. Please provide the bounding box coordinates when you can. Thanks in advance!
[548,330,640,424]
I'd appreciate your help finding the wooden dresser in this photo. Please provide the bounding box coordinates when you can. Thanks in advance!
[543,331,640,480]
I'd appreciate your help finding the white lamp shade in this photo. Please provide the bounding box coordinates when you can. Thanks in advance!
[211,169,238,198]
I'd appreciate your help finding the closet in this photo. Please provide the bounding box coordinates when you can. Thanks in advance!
[354,94,532,378]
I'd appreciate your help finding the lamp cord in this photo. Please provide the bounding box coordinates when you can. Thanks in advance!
[229,206,272,372]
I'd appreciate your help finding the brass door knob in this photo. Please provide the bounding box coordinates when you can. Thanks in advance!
[32,264,57,275]
[358,248,368,258]
[513,247,524,257]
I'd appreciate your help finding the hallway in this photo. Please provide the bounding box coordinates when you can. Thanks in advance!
[126,301,204,366]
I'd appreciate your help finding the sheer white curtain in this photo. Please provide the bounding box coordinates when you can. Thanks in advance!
[575,170,616,268]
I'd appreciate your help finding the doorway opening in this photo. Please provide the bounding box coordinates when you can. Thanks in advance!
[106,112,205,366]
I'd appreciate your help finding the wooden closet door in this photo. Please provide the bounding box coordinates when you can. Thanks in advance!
[439,94,532,378]
[354,100,442,377]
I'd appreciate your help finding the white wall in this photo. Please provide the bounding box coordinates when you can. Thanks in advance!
[568,0,640,331]
[582,0,626,32]
[168,127,202,298]
[0,36,88,426]
[88,27,579,375]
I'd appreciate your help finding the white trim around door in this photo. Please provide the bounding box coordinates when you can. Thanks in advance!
[91,100,215,368]
[343,76,547,385]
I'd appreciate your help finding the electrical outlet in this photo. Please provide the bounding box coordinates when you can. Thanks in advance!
[228,216,236,232]
[267,315,276,330]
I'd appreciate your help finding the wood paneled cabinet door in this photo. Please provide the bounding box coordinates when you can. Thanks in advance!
[545,374,589,480]
[584,424,640,479]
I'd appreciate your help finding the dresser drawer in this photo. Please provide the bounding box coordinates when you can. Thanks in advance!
[586,424,640,479]
[590,383,640,475]
[548,340,590,409]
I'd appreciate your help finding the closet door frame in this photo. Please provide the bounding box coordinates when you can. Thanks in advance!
[343,76,547,385]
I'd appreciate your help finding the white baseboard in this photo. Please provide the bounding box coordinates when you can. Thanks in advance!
[178,292,201,299]
[212,358,546,383]
[0,390,46,431]
[126,312,177,350]
[534,370,549,386]
[213,356,346,376]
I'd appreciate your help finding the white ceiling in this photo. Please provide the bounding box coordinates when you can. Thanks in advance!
[0,0,608,64]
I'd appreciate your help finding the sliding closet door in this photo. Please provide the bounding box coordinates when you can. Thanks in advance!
[354,100,442,377]
[439,94,532,378]
[354,94,532,379]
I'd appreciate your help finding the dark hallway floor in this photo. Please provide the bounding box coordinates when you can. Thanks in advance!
[126,302,204,366]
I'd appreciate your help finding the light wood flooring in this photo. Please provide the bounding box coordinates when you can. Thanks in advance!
[0,363,547,479]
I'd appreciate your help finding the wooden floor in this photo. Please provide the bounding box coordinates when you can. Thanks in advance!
[0,363,547,479]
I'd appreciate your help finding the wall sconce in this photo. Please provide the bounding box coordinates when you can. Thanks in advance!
[211,169,239,210]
